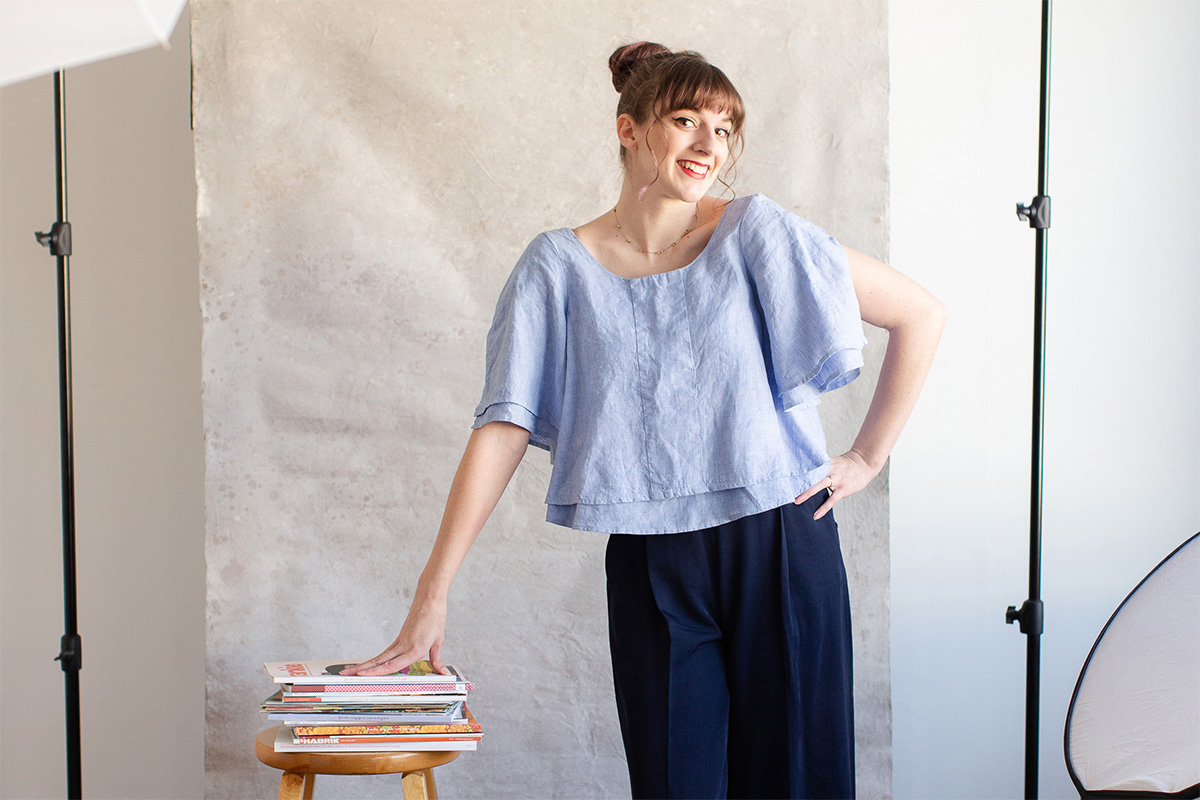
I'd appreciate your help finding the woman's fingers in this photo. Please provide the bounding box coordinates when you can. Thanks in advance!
[795,472,836,505]
[813,494,837,520]
[340,654,390,677]
[341,634,415,676]
[358,651,421,677]
[347,646,422,677]
[341,651,389,676]
[341,598,450,677]
[794,450,882,519]
[794,484,821,504]
[429,640,450,675]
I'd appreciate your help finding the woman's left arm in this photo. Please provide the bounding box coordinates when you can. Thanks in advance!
[795,246,948,519]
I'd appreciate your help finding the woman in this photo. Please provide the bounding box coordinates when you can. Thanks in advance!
[344,42,946,799]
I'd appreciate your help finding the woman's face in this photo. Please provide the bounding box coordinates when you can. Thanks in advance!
[625,106,733,203]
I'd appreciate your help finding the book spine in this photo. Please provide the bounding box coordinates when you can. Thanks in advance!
[283,684,473,697]
[270,697,468,708]
[275,740,477,752]
[292,734,481,745]
[292,722,481,736]
[279,694,468,703]
[270,718,464,726]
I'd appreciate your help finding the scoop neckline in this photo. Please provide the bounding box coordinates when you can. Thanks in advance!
[563,195,747,282]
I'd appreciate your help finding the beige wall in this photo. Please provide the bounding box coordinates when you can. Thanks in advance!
[0,10,205,800]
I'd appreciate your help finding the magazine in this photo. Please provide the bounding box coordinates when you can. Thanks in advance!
[262,695,470,712]
[268,707,465,725]
[281,681,474,697]
[272,725,477,752]
[262,693,465,724]
[291,706,481,736]
[264,659,466,685]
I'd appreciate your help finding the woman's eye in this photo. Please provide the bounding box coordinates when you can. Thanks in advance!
[673,117,695,127]
[716,128,731,138]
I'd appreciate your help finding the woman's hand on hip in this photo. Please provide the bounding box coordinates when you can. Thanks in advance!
[340,593,451,677]
[794,449,881,520]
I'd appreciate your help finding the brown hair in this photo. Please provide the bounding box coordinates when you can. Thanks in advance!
[608,42,745,194]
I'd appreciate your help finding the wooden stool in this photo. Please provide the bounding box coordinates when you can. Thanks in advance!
[255,726,461,800]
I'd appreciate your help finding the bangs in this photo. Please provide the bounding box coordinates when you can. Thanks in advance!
[654,59,745,133]
[614,46,749,172]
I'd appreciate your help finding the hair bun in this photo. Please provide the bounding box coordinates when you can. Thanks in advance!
[608,41,670,93]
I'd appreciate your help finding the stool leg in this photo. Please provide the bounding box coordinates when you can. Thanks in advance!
[401,768,437,800]
[302,773,315,800]
[278,771,306,800]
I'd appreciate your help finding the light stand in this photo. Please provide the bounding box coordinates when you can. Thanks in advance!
[1006,1,1053,798]
[34,69,83,800]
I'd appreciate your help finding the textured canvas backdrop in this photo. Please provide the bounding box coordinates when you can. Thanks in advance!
[192,1,890,796]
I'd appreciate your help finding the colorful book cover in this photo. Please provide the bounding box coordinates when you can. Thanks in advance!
[264,659,467,684]
[282,681,474,694]
[291,732,482,745]
[263,697,471,712]
[272,725,477,752]
[262,690,467,709]
[265,700,465,725]
[292,707,481,736]
[278,691,470,704]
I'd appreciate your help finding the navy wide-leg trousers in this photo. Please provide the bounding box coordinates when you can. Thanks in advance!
[605,494,855,800]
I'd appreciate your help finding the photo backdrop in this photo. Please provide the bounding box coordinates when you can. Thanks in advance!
[192,2,890,796]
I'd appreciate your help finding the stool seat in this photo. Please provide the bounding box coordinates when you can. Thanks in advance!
[256,726,460,799]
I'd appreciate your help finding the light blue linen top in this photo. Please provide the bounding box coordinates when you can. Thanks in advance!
[472,193,866,534]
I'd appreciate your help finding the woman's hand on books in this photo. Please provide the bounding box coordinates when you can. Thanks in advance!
[340,594,453,677]
[343,422,530,679]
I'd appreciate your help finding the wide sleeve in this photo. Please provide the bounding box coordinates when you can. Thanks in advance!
[739,195,866,411]
[471,233,567,453]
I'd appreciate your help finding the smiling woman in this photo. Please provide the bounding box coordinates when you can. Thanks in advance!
[343,41,945,800]
[571,46,744,279]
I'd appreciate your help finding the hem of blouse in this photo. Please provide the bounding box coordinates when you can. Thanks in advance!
[544,452,831,505]
[472,401,558,452]
[544,467,830,534]
[779,345,866,412]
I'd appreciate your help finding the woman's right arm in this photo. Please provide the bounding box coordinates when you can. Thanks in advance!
[341,419,531,677]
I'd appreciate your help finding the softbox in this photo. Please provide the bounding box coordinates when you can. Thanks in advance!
[1065,532,1200,798]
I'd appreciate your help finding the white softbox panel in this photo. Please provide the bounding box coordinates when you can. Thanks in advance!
[1065,532,1200,798]
[0,0,187,87]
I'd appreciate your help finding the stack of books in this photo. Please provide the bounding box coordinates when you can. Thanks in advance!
[261,659,481,752]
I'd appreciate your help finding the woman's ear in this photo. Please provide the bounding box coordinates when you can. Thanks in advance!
[616,113,638,153]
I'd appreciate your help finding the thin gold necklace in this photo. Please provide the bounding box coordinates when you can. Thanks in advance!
[612,205,698,255]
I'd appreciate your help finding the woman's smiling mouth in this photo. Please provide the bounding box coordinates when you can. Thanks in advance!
[678,159,711,179]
